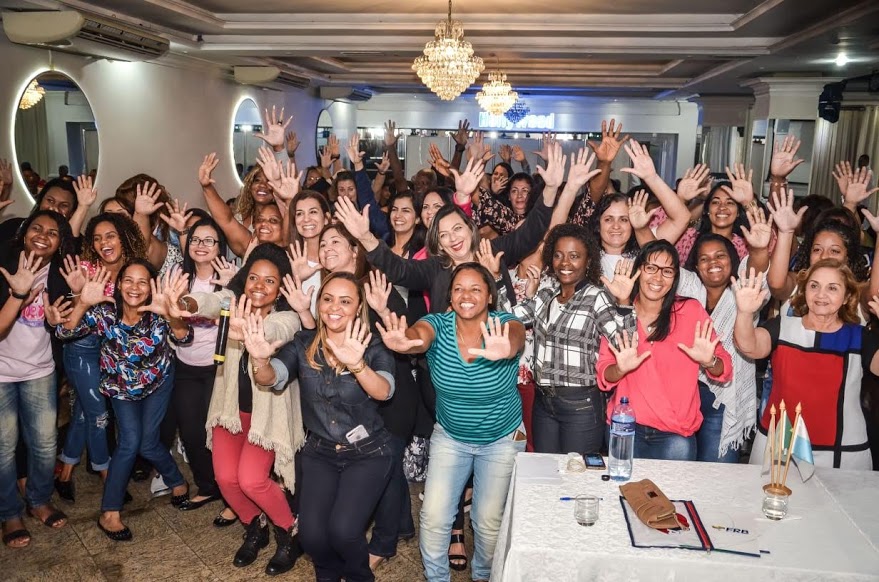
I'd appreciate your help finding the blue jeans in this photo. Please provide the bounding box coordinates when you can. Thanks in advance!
[420,423,525,582]
[0,373,57,520]
[60,336,110,470]
[368,433,415,558]
[696,382,739,463]
[634,424,696,461]
[102,370,184,511]
[531,388,605,455]
[299,433,393,582]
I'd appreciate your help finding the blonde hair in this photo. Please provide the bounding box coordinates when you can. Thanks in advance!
[791,258,861,324]
[235,166,268,222]
[305,271,371,373]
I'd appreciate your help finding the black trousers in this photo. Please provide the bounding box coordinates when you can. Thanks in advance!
[299,434,393,582]
[169,360,219,497]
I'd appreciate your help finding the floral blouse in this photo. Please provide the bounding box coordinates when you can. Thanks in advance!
[474,189,521,235]
[57,305,191,400]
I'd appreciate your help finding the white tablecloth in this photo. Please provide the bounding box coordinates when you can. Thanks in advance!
[491,453,879,581]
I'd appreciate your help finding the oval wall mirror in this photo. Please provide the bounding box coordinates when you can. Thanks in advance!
[232,98,261,182]
[14,71,98,198]
[316,109,332,159]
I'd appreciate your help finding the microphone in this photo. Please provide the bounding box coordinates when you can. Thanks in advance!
[214,297,231,366]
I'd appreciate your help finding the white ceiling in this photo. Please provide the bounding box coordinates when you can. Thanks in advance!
[2,0,878,98]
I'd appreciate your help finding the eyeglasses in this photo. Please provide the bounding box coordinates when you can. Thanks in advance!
[190,237,218,248]
[642,263,676,279]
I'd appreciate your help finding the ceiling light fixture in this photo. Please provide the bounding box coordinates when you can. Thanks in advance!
[476,70,518,115]
[412,0,484,101]
[19,78,46,110]
[835,53,849,67]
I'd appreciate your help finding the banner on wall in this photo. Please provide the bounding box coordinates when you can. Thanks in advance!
[477,112,555,131]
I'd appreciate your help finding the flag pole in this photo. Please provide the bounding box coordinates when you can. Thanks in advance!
[781,402,802,489]
[776,400,787,487]
[769,404,777,487]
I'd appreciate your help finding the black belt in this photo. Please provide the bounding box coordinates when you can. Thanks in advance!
[538,384,600,397]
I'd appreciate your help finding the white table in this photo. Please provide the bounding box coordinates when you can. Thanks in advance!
[491,453,879,581]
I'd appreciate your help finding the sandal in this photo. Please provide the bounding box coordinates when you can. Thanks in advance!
[2,522,31,549]
[97,519,133,542]
[170,483,190,508]
[27,506,68,528]
[449,532,468,571]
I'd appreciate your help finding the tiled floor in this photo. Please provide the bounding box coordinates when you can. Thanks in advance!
[1,459,477,582]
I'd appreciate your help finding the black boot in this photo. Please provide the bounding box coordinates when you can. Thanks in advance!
[233,515,269,567]
[265,524,303,576]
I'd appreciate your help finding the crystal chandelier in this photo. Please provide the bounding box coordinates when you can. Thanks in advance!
[412,0,484,101]
[504,99,530,124]
[19,79,46,110]
[476,70,518,115]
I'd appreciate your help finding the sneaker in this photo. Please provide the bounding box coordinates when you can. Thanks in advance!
[150,474,171,497]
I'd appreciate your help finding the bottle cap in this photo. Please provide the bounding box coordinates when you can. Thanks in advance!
[620,397,629,404]
[601,474,610,481]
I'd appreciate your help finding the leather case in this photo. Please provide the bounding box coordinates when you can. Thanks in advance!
[619,479,682,530]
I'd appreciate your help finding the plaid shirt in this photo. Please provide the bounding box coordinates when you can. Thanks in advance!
[513,280,636,392]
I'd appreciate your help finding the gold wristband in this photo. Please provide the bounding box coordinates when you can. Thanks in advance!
[702,355,719,370]
[347,359,367,374]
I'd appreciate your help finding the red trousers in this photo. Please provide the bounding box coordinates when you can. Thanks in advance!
[212,412,293,529]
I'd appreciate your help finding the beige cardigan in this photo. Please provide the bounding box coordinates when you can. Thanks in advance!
[189,290,305,491]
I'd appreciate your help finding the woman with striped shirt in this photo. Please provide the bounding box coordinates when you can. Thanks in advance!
[378,263,526,582]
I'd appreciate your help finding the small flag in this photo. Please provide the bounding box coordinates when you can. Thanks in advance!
[761,413,776,476]
[777,412,792,460]
[791,416,815,482]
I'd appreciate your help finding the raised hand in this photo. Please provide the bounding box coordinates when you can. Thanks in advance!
[198,153,219,187]
[468,131,490,163]
[741,206,773,250]
[587,118,630,164]
[566,147,600,189]
[476,238,504,279]
[468,317,514,360]
[345,133,365,168]
[499,144,513,164]
[287,240,319,282]
[490,174,509,196]
[843,167,878,206]
[512,145,527,163]
[620,139,657,181]
[0,158,12,187]
[326,318,372,367]
[333,196,371,240]
[227,294,253,341]
[533,132,556,162]
[134,181,164,216]
[364,270,392,317]
[328,134,341,159]
[677,164,711,202]
[210,256,239,287]
[280,272,314,313]
[286,131,300,156]
[80,266,114,307]
[377,312,424,352]
[160,199,193,234]
[0,250,44,297]
[452,119,470,148]
[318,144,333,169]
[274,160,302,204]
[375,152,391,174]
[0,199,12,215]
[677,319,720,367]
[138,274,171,317]
[767,187,806,234]
[243,313,285,361]
[721,163,755,206]
[253,105,293,149]
[44,293,73,326]
[600,258,640,304]
[832,161,854,197]
[627,189,658,230]
[770,135,805,179]
[256,146,282,184]
[608,330,651,374]
[732,268,769,314]
[384,120,399,148]
[73,175,97,208]
[61,255,87,294]
[428,143,451,178]
[524,264,542,299]
[860,208,879,234]
[535,141,566,189]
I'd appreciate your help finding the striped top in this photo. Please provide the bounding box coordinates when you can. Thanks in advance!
[422,311,523,445]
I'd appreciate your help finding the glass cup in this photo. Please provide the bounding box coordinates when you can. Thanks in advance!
[762,488,790,521]
[574,495,600,526]
[566,452,586,473]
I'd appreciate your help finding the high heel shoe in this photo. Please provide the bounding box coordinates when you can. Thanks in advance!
[449,532,468,571]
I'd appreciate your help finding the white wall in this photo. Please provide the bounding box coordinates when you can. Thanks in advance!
[0,37,326,218]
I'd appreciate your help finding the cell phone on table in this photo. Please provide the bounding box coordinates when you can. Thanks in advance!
[584,454,607,471]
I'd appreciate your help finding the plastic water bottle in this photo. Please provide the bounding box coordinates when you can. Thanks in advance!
[609,397,635,482]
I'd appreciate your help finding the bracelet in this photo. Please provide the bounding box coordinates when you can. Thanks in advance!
[251,358,271,375]
[10,289,29,300]
[347,359,367,374]
[702,355,719,370]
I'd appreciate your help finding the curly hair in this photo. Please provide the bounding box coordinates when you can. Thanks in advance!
[541,224,602,287]
[226,243,292,312]
[791,259,861,324]
[792,218,868,282]
[115,173,171,240]
[234,166,270,223]
[82,212,147,266]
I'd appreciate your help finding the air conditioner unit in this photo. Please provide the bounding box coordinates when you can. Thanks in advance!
[274,71,311,90]
[3,11,169,61]
[319,86,373,102]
